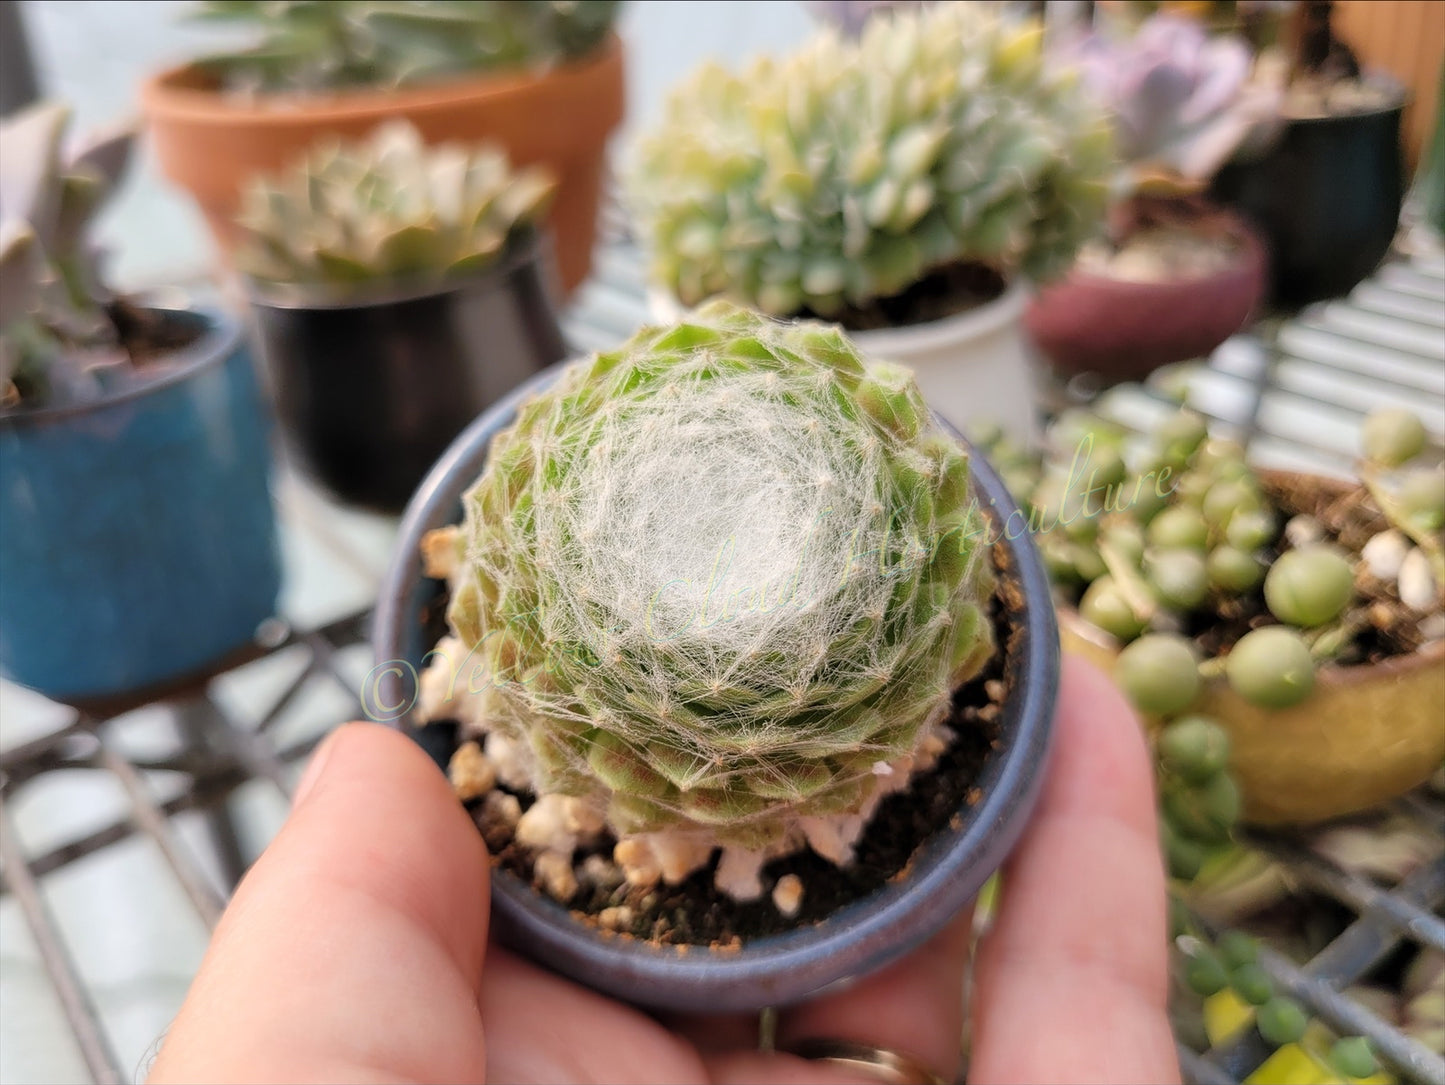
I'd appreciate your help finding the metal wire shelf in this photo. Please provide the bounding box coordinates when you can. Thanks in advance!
[1,218,1442,1085]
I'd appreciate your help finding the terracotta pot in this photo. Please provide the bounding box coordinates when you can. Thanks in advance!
[1024,209,1267,383]
[1057,471,1445,825]
[140,36,625,293]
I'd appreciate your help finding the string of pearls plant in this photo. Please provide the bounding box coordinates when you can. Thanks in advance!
[417,301,998,901]
[627,1,1114,320]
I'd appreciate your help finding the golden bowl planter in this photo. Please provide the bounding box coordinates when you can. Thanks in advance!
[1061,610,1445,825]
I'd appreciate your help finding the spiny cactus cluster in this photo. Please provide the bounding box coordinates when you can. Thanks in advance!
[0,102,135,408]
[235,120,556,289]
[444,301,996,848]
[627,2,1114,320]
[191,0,621,94]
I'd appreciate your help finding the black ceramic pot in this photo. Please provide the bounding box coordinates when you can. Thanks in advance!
[371,364,1060,1013]
[1210,91,1406,308]
[247,235,568,513]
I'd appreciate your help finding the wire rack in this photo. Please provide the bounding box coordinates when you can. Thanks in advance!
[1,212,1442,1085]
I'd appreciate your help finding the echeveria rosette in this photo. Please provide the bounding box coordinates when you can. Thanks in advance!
[235,120,556,290]
[627,2,1115,318]
[191,0,621,94]
[448,301,996,847]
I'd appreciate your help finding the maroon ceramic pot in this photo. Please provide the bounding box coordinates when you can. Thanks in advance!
[1025,209,1267,383]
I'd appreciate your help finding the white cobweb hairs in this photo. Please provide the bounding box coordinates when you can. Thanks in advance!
[434,302,996,852]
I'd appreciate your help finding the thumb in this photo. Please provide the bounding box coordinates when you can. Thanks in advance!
[149,723,490,1084]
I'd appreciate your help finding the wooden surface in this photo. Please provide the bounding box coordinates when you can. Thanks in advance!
[1336,0,1445,170]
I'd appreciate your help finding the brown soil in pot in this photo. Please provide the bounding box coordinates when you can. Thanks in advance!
[418,541,1021,949]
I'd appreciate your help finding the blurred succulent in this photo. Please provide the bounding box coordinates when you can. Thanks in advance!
[441,301,996,848]
[628,2,1115,321]
[1055,12,1282,191]
[235,120,556,289]
[975,403,1443,885]
[0,101,136,409]
[190,0,621,94]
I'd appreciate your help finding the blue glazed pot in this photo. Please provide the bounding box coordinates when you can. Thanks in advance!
[0,308,282,704]
[372,364,1059,1013]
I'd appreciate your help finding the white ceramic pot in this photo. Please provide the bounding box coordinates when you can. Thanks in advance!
[646,283,1042,442]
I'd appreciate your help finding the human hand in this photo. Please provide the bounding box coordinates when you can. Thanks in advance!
[148,655,1179,1084]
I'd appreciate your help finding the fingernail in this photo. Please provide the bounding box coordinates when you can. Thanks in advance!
[293,726,347,805]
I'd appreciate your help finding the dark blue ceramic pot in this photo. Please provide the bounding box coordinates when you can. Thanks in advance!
[0,307,282,704]
[372,364,1059,1013]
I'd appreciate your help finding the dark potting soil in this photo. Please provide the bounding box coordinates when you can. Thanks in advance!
[803,261,1008,333]
[110,298,205,365]
[417,541,1018,949]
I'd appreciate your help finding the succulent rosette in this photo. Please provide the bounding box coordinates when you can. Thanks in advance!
[440,301,996,849]
[627,2,1114,318]
[234,120,556,288]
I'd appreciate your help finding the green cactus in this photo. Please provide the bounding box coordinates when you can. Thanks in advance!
[234,120,556,289]
[190,0,621,94]
[445,301,996,847]
[627,2,1114,320]
[0,101,135,408]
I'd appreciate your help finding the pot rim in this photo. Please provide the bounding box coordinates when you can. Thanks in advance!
[371,360,1061,1013]
[242,230,549,311]
[1277,72,1409,124]
[648,279,1032,355]
[140,33,624,127]
[1058,463,1445,686]
[0,306,240,429]
[1040,207,1267,298]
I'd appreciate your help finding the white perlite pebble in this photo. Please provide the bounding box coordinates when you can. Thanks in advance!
[1362,530,1410,580]
[418,636,467,722]
[772,874,804,917]
[1285,515,1323,549]
[613,838,662,888]
[613,832,713,888]
[420,526,462,580]
[447,742,496,801]
[1398,548,1438,612]
[481,790,521,830]
[715,846,770,901]
[1418,612,1445,642]
[516,794,577,855]
[564,798,607,838]
[485,733,534,791]
[800,813,866,866]
[534,852,578,901]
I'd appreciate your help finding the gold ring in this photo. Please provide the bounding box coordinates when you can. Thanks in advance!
[782,1038,950,1085]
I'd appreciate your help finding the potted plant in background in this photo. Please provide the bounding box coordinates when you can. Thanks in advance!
[235,120,568,514]
[0,102,282,706]
[141,0,625,293]
[371,302,1059,1011]
[1209,0,1409,307]
[1025,12,1275,384]
[627,1,1115,441]
[978,402,1443,837]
